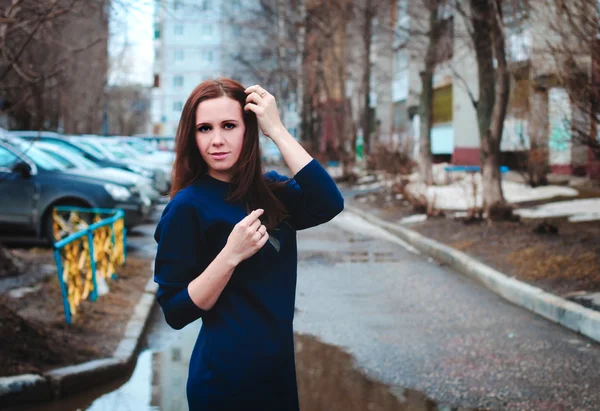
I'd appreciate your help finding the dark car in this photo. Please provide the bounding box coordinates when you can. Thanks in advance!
[8,132,169,194]
[0,140,151,243]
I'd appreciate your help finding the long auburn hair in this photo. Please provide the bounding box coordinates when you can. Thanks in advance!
[170,78,289,230]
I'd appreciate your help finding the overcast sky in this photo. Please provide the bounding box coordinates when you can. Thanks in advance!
[108,0,154,86]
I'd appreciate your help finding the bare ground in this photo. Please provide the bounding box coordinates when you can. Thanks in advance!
[0,247,153,377]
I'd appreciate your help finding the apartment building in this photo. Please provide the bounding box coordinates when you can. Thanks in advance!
[151,0,247,136]
[376,0,598,177]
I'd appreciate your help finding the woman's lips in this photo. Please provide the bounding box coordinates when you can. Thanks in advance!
[210,152,229,160]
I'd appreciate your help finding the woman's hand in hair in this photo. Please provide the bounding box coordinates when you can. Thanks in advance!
[223,209,269,266]
[244,85,285,139]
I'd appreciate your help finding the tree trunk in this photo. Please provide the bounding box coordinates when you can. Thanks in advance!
[296,0,306,141]
[362,0,373,155]
[419,68,434,185]
[418,0,439,186]
[527,84,549,186]
[470,0,510,218]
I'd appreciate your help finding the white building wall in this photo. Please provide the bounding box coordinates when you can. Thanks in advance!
[152,0,228,136]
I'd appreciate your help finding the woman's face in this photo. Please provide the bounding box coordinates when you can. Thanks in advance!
[195,96,246,182]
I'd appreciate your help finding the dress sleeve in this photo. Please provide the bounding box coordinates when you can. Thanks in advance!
[265,158,344,230]
[153,200,207,330]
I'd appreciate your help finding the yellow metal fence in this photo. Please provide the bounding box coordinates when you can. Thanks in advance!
[52,207,127,324]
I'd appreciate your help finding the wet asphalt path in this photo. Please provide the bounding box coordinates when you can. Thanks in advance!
[294,211,600,410]
[26,203,600,410]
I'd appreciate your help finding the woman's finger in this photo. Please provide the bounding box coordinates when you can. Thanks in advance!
[244,103,263,114]
[241,209,263,226]
[248,218,261,232]
[245,92,263,105]
[245,85,269,97]
[258,225,267,236]
[258,231,269,247]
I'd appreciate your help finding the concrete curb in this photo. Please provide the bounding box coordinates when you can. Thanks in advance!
[345,204,600,344]
[0,270,157,407]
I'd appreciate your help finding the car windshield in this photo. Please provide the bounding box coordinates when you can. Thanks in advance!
[116,143,141,158]
[40,150,75,169]
[127,140,154,154]
[59,144,100,163]
[16,143,64,171]
[109,146,127,159]
[102,140,133,160]
[46,146,99,169]
[45,139,105,161]
[77,140,110,159]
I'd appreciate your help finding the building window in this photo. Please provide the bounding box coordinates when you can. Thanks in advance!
[202,50,213,62]
[153,74,160,88]
[174,0,183,10]
[202,0,212,11]
[202,24,213,36]
[173,75,184,87]
[432,85,453,124]
[175,50,184,61]
[154,24,160,39]
[174,24,184,35]
[173,101,183,112]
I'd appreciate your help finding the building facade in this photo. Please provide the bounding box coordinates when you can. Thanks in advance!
[151,0,245,136]
[151,0,300,144]
[375,0,598,177]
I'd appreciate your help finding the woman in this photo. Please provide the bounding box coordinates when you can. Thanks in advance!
[153,78,344,410]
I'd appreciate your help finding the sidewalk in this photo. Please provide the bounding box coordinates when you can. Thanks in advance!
[344,198,600,345]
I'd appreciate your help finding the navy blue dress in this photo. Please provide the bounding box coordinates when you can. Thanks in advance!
[153,159,344,410]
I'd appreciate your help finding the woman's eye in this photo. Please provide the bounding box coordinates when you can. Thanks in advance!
[198,125,211,132]
[224,123,235,130]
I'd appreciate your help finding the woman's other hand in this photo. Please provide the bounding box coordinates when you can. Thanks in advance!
[224,209,269,265]
[244,85,285,139]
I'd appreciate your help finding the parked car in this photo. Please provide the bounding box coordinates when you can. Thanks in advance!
[9,132,169,194]
[33,141,160,208]
[133,135,175,151]
[0,140,151,243]
[115,136,175,164]
[78,137,172,194]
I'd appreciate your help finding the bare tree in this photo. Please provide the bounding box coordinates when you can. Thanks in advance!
[542,0,600,165]
[0,0,109,133]
[416,0,453,185]
[106,84,150,136]
[456,0,511,217]
[360,0,375,155]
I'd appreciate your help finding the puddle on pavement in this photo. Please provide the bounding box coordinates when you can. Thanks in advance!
[299,250,401,265]
[10,326,471,411]
[295,334,471,411]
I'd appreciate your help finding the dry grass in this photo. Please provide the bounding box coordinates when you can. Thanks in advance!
[507,246,600,282]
